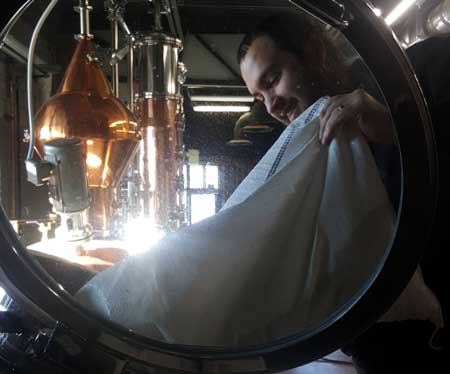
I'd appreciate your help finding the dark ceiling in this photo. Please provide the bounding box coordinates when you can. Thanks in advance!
[13,0,415,40]
[3,0,440,87]
[15,0,299,38]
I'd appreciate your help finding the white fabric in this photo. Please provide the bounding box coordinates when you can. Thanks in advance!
[76,97,429,347]
[380,266,443,326]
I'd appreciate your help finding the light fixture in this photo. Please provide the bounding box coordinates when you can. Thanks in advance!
[227,101,281,146]
[86,153,103,168]
[240,101,278,134]
[190,95,254,102]
[193,105,251,112]
[385,0,417,26]
[226,139,253,146]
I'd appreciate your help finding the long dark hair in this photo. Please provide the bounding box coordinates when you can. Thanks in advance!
[237,12,353,96]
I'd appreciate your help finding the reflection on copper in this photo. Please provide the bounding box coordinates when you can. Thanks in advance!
[76,246,128,265]
[88,187,114,235]
[34,37,140,235]
[135,97,183,230]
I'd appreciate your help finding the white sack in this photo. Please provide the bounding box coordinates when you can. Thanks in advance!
[76,97,395,347]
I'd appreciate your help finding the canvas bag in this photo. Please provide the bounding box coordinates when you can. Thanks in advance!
[76,97,395,347]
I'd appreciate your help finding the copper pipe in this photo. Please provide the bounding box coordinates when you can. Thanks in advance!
[133,31,185,230]
[136,97,183,230]
[88,187,114,235]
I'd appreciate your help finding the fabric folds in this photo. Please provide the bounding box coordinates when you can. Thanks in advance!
[76,97,396,347]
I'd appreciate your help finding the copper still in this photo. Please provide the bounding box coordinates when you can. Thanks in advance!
[134,33,185,231]
[33,36,140,237]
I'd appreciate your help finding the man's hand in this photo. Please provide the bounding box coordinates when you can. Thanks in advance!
[319,89,394,145]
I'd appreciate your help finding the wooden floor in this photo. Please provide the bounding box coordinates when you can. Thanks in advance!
[279,350,356,374]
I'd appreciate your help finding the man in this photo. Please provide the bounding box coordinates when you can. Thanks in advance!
[237,13,446,373]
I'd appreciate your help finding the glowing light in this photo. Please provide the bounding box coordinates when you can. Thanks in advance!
[385,0,417,26]
[205,165,219,189]
[191,194,216,223]
[109,120,127,128]
[86,152,102,168]
[86,139,94,145]
[39,127,64,140]
[435,19,447,32]
[189,165,204,189]
[101,166,110,186]
[110,120,138,128]
[373,8,382,17]
[0,287,6,311]
[193,105,251,113]
[124,218,166,255]
[27,237,81,262]
[190,95,255,102]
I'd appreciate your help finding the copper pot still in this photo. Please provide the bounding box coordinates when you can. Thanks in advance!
[134,33,186,231]
[33,36,140,237]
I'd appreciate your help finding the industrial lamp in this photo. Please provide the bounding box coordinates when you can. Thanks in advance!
[227,101,280,146]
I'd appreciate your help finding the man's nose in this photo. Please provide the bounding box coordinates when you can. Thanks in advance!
[264,95,281,118]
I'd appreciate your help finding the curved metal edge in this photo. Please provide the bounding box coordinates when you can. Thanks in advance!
[289,0,351,28]
[135,33,183,48]
[0,0,35,46]
[0,205,204,372]
[0,0,439,373]
[258,1,438,371]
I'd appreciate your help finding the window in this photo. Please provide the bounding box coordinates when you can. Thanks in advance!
[191,194,216,224]
[184,164,219,224]
[0,287,11,311]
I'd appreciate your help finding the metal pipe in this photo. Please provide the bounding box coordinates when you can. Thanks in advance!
[154,0,162,31]
[288,0,351,29]
[3,33,46,65]
[75,0,93,39]
[167,0,184,41]
[116,13,132,36]
[0,0,35,46]
[9,77,18,219]
[107,5,134,99]
[26,0,59,161]
[0,41,48,76]
[111,18,120,97]
[165,5,177,38]
[128,39,134,111]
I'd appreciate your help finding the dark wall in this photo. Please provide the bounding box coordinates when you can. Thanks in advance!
[183,97,282,206]
[0,59,53,221]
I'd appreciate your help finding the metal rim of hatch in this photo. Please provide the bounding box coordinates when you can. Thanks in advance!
[0,0,438,372]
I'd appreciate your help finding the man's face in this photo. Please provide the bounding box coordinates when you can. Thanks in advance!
[240,36,317,125]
